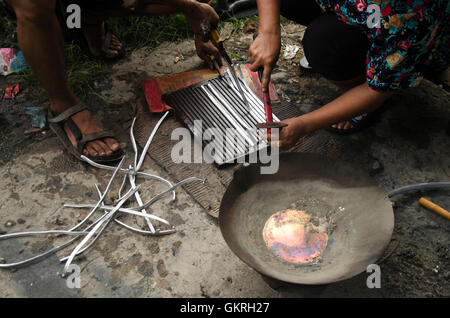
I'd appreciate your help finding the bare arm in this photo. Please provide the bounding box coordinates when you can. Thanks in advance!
[275,83,393,149]
[301,83,392,132]
[137,0,221,65]
[141,0,218,36]
[248,0,281,92]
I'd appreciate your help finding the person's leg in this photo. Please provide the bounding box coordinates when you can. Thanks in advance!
[7,0,120,157]
[79,1,181,58]
[327,75,368,130]
[301,14,370,131]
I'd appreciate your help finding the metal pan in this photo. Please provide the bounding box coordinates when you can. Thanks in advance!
[219,152,394,285]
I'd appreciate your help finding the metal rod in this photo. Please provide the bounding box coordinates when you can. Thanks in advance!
[179,86,245,158]
[136,111,170,172]
[95,184,175,237]
[215,79,258,125]
[205,83,258,151]
[136,177,205,211]
[130,117,139,169]
[70,157,125,231]
[81,156,176,201]
[214,80,261,143]
[63,185,141,272]
[128,169,155,234]
[222,60,249,112]
[194,87,248,159]
[0,231,88,240]
[65,204,173,227]
[215,77,264,123]
[202,84,255,146]
[175,89,236,162]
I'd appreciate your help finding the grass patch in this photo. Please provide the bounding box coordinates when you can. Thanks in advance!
[231,53,247,62]
[0,14,193,99]
[64,44,104,98]
[0,17,17,48]
[107,14,192,51]
[218,14,259,34]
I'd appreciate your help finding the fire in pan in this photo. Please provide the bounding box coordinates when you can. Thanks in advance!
[219,153,394,286]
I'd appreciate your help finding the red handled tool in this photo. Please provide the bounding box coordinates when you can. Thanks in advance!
[253,34,287,132]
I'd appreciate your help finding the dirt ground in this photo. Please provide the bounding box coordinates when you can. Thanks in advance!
[0,21,449,298]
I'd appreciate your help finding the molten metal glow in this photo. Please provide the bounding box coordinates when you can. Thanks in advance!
[263,209,328,264]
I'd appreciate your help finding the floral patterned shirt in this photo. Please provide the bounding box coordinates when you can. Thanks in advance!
[315,0,450,91]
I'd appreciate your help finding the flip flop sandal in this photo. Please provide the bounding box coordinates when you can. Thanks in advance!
[80,22,125,61]
[326,112,376,136]
[300,56,312,70]
[48,102,124,163]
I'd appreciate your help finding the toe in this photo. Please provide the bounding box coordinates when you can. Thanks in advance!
[111,37,122,50]
[86,145,99,157]
[97,139,113,156]
[106,49,119,58]
[104,138,120,152]
[110,41,121,50]
[112,43,122,51]
[343,122,353,130]
[111,35,121,44]
[90,142,105,157]
[96,140,112,156]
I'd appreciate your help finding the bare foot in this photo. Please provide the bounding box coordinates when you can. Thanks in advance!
[331,121,354,131]
[64,109,120,157]
[51,100,120,158]
[82,22,123,59]
[331,114,371,132]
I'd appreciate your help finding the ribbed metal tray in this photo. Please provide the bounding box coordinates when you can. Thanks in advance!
[163,70,280,165]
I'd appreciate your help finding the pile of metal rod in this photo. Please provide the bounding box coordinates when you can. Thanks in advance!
[163,67,281,165]
[0,111,205,271]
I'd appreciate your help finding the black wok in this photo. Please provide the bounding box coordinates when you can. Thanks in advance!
[219,153,394,285]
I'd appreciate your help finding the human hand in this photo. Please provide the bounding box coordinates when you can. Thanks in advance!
[261,117,308,151]
[184,1,219,42]
[194,34,222,68]
[249,31,281,92]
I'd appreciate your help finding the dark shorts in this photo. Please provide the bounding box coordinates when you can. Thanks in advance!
[280,0,369,81]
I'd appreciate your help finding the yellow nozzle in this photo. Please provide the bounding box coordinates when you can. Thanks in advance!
[210,29,221,46]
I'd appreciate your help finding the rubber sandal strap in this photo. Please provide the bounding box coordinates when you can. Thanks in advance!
[102,31,113,54]
[81,131,115,144]
[77,130,115,154]
[48,103,87,123]
[66,118,83,142]
[348,113,369,127]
